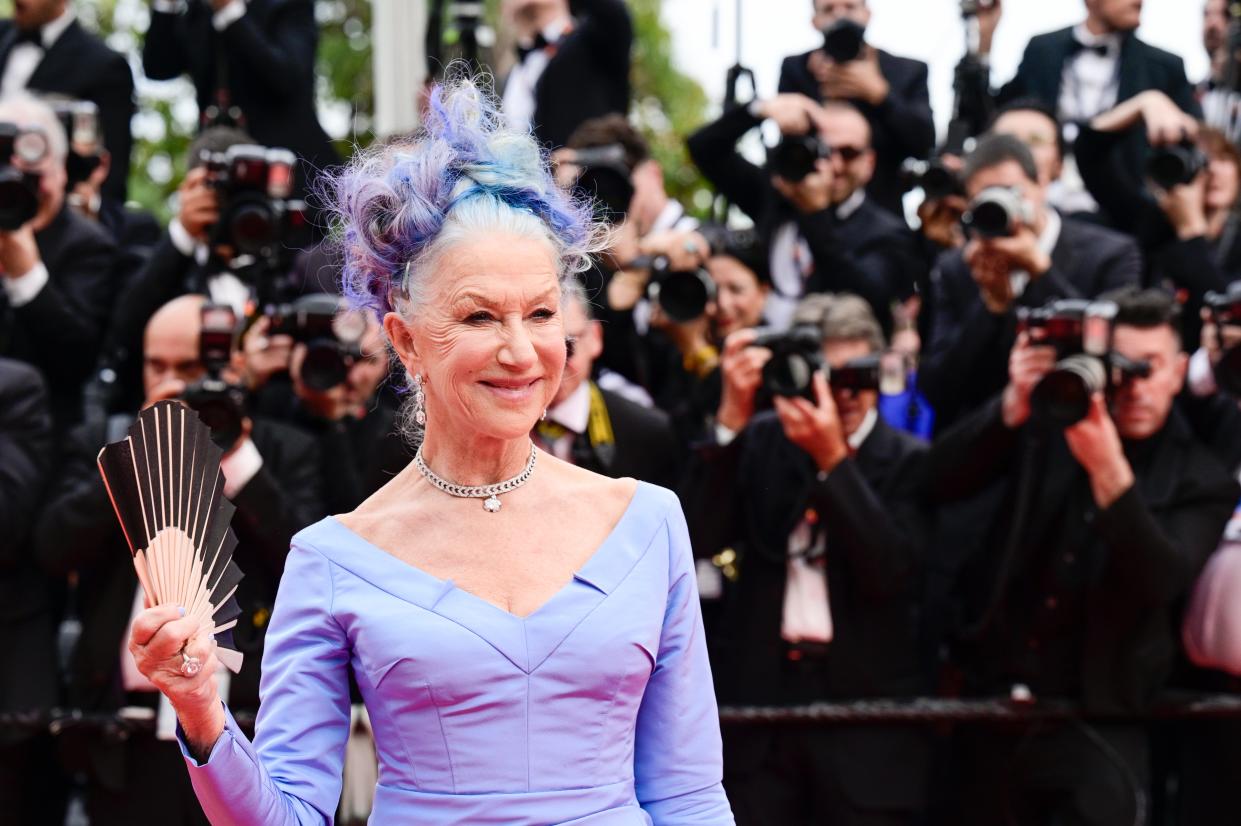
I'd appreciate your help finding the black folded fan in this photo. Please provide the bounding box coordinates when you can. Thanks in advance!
[97,400,245,673]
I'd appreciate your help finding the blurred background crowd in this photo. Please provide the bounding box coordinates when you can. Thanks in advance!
[1,0,1240,824]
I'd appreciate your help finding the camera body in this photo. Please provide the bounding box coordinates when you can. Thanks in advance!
[902,157,964,201]
[266,293,367,392]
[49,99,101,189]
[0,121,47,231]
[753,324,824,401]
[767,134,830,182]
[200,144,309,263]
[821,18,866,63]
[1019,299,1149,426]
[961,186,1034,239]
[565,143,634,224]
[1206,281,1241,396]
[645,256,717,323]
[181,303,248,449]
[1146,141,1208,190]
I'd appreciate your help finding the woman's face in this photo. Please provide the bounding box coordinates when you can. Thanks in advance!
[389,233,566,443]
[708,255,768,340]
[1205,152,1240,213]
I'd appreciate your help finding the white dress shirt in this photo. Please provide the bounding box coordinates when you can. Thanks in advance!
[502,17,571,132]
[541,379,592,462]
[0,6,75,94]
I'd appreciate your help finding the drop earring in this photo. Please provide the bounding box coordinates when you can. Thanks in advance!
[413,374,427,426]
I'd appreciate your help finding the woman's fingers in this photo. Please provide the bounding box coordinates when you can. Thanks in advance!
[141,614,203,662]
[130,605,184,647]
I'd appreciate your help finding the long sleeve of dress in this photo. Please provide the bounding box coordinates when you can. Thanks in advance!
[635,498,734,824]
[176,543,351,825]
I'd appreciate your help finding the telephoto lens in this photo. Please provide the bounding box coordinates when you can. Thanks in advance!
[646,257,716,323]
[752,325,824,401]
[821,18,866,63]
[1146,141,1207,190]
[961,186,1029,238]
[767,135,830,182]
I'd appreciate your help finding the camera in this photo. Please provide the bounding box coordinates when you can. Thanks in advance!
[0,121,47,230]
[199,143,310,263]
[961,186,1033,239]
[1019,299,1150,426]
[1205,282,1241,397]
[767,134,830,182]
[901,157,965,201]
[49,99,101,189]
[265,293,368,392]
[1146,140,1207,190]
[181,303,248,449]
[821,18,866,63]
[563,143,634,224]
[645,256,717,323]
[752,325,823,400]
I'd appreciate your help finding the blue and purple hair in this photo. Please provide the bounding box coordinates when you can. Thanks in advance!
[324,73,605,322]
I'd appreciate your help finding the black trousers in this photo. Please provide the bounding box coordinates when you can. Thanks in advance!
[85,735,210,826]
[946,720,1148,826]
[0,734,68,826]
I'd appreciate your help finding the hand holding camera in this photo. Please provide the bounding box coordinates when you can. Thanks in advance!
[1001,331,1057,427]
[0,221,39,280]
[773,369,849,474]
[717,328,772,433]
[1157,170,1209,240]
[815,45,889,107]
[1062,394,1134,508]
[241,315,295,391]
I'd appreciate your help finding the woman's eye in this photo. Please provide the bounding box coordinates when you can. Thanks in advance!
[530,308,556,320]
[465,311,493,324]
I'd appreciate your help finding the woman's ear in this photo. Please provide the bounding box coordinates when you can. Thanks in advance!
[383,311,421,377]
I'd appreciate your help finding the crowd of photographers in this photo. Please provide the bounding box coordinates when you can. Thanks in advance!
[2,0,1241,824]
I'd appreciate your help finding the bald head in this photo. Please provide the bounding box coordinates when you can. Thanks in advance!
[143,295,207,399]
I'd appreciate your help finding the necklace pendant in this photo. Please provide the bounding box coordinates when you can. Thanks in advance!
[483,495,502,513]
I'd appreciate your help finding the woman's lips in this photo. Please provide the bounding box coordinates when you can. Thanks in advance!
[479,377,542,401]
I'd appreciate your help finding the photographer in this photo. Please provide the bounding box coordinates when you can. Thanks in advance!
[33,293,323,825]
[501,0,631,149]
[142,0,339,200]
[283,297,408,515]
[0,359,58,824]
[0,92,118,430]
[1077,91,1235,348]
[980,0,1199,216]
[0,0,135,201]
[683,293,930,826]
[919,134,1140,430]
[930,288,1238,826]
[778,0,934,216]
[687,94,922,334]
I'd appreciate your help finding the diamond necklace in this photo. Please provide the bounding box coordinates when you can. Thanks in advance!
[414,441,538,512]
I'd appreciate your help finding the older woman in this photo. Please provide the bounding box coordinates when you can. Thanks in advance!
[126,77,732,825]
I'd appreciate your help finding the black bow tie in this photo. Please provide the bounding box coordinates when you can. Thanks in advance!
[1069,39,1112,58]
[515,31,550,62]
[13,27,42,49]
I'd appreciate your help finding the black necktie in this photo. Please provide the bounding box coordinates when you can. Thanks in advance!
[13,27,42,49]
[515,32,550,62]
[1068,39,1111,58]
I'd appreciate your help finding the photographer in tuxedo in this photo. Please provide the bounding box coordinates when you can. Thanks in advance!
[931,288,1238,826]
[687,93,922,334]
[683,293,930,826]
[142,0,339,200]
[501,0,631,149]
[33,294,323,825]
[919,134,1140,430]
[0,92,117,431]
[0,0,134,201]
[777,0,934,216]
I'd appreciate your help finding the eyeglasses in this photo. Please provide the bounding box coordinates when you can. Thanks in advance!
[830,145,867,163]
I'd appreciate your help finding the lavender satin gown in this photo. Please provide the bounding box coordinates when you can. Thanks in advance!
[177,482,733,824]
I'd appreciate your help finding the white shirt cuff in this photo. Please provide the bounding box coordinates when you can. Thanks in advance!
[212,0,246,31]
[151,0,186,13]
[1188,347,1219,398]
[3,261,48,307]
[714,421,738,446]
[167,217,198,259]
[220,437,263,498]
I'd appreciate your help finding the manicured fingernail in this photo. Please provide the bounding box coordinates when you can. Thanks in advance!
[177,606,186,616]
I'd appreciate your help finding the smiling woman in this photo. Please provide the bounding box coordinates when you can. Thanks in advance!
[125,70,735,826]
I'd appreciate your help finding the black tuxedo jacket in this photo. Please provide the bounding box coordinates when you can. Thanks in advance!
[0,19,135,202]
[919,215,1142,431]
[686,104,923,335]
[0,205,118,429]
[682,413,930,810]
[516,0,631,149]
[778,48,935,216]
[930,397,1238,712]
[142,0,339,196]
[558,386,681,490]
[0,360,56,742]
[34,413,324,789]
